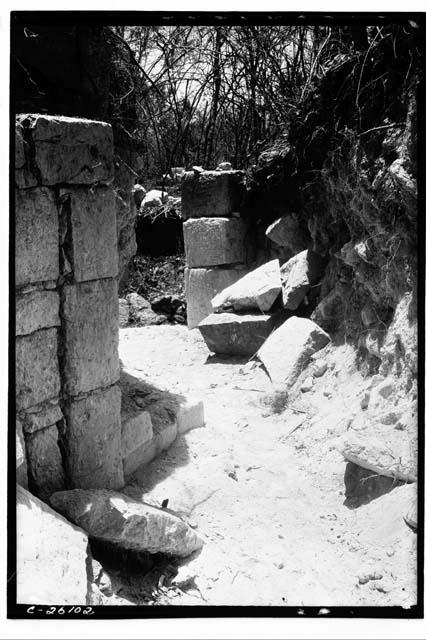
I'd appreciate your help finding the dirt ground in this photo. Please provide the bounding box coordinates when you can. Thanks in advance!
[100,325,417,608]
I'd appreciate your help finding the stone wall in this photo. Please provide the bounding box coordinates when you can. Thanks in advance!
[15,114,124,498]
[182,169,255,328]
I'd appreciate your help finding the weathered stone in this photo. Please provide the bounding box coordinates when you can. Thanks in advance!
[119,298,130,327]
[64,385,124,490]
[15,122,37,188]
[176,398,205,434]
[153,420,178,455]
[16,329,61,410]
[141,189,168,209]
[211,259,281,313]
[50,489,204,558]
[21,401,63,434]
[198,312,280,357]
[281,250,325,310]
[183,217,250,268]
[380,292,417,377]
[265,214,309,253]
[185,266,248,329]
[123,440,156,478]
[300,376,314,393]
[21,114,114,185]
[258,317,330,388]
[15,187,59,287]
[17,485,91,605]
[127,291,151,314]
[404,490,417,530]
[121,411,153,458]
[16,290,60,336]
[63,280,120,395]
[216,162,233,171]
[25,425,66,498]
[16,418,28,488]
[181,170,245,219]
[313,358,328,377]
[60,186,118,282]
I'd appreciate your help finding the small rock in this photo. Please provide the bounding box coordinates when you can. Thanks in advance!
[386,548,395,557]
[301,376,314,392]
[377,379,394,399]
[275,562,284,570]
[372,578,393,594]
[313,359,328,377]
[358,573,370,585]
[323,388,332,398]
[360,391,370,410]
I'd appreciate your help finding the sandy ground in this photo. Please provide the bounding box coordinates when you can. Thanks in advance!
[100,325,417,608]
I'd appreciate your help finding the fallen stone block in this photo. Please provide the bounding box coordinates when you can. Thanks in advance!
[60,186,118,282]
[21,114,114,185]
[63,385,124,490]
[141,189,168,210]
[123,440,156,478]
[121,411,153,458]
[16,419,28,488]
[21,400,63,434]
[265,214,309,253]
[16,290,60,336]
[258,317,330,388]
[17,485,92,605]
[50,488,204,558]
[211,259,281,313]
[281,249,325,310]
[15,187,59,287]
[183,217,250,268]
[198,312,280,357]
[62,280,120,395]
[16,329,61,410]
[181,169,245,219]
[185,266,248,329]
[25,425,66,499]
[176,398,205,434]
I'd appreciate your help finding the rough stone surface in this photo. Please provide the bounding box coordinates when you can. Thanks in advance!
[380,292,417,377]
[185,266,248,329]
[121,411,153,458]
[198,312,280,357]
[17,485,90,605]
[50,489,204,557]
[265,214,309,253]
[16,290,60,336]
[64,385,124,490]
[141,189,168,210]
[176,398,205,434]
[181,169,245,219]
[119,298,130,327]
[21,114,114,185]
[25,425,66,499]
[62,280,120,395]
[281,250,325,310]
[21,401,63,434]
[123,440,156,478]
[126,292,167,326]
[16,329,61,410]
[211,259,281,313]
[183,217,250,268]
[153,420,178,455]
[15,187,59,287]
[16,418,28,488]
[60,186,118,282]
[258,317,330,388]
[15,122,37,188]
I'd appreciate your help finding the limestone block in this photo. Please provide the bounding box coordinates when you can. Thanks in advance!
[16,329,60,410]
[21,114,113,185]
[21,401,63,434]
[62,280,120,395]
[211,259,281,313]
[25,425,66,499]
[15,122,37,188]
[50,488,203,557]
[183,217,250,268]
[60,186,118,282]
[154,420,178,455]
[265,214,309,253]
[15,187,59,287]
[123,440,156,478]
[258,317,330,388]
[119,298,130,327]
[17,485,91,605]
[198,312,280,357]
[181,170,245,219]
[185,266,248,329]
[176,398,205,434]
[16,290,60,336]
[16,418,28,488]
[64,385,124,490]
[281,250,326,310]
[121,411,153,458]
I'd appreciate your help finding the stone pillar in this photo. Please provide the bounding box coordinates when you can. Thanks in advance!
[15,114,124,496]
[181,169,253,328]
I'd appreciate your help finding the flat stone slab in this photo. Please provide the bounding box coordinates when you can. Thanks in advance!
[198,312,280,357]
[15,187,59,287]
[185,266,248,329]
[50,489,204,558]
[211,259,281,313]
[17,485,91,605]
[183,217,250,268]
[16,290,60,336]
[25,425,66,499]
[16,328,61,410]
[181,169,245,219]
[281,249,325,310]
[258,316,330,388]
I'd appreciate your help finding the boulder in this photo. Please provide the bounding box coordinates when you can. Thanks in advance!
[198,312,280,357]
[211,259,281,313]
[281,250,325,310]
[181,170,244,219]
[183,217,251,268]
[126,292,167,326]
[265,214,309,253]
[50,489,203,558]
[17,485,92,605]
[141,189,168,210]
[258,317,330,388]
